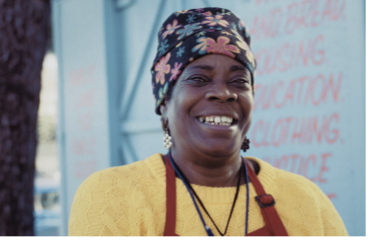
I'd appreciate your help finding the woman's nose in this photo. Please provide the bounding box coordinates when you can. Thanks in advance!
[205,83,238,102]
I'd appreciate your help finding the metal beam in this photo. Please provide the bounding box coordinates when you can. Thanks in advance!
[119,0,166,121]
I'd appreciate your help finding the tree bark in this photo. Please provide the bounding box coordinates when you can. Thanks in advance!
[0,0,50,235]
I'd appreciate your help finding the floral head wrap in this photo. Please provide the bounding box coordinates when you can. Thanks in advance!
[151,7,257,115]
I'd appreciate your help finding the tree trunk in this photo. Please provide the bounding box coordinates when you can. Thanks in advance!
[0,0,50,235]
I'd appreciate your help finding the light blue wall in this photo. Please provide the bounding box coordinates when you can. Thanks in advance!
[53,0,365,236]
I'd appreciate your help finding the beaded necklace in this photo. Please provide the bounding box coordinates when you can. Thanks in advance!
[168,151,250,236]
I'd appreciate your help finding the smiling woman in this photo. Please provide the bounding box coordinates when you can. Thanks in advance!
[68,7,348,236]
[162,54,254,181]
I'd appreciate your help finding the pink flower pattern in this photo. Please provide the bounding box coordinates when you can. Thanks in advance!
[232,30,255,68]
[236,39,255,68]
[206,36,240,58]
[169,62,182,81]
[162,19,182,39]
[201,11,212,16]
[202,15,229,27]
[155,53,171,85]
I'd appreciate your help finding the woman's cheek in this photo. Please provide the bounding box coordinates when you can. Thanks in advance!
[240,93,253,109]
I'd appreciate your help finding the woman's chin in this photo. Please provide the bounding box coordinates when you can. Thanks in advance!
[196,140,240,157]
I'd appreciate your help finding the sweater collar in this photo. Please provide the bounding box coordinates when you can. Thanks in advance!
[146,153,276,196]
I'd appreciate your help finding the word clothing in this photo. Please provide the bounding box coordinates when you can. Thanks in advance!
[68,153,348,236]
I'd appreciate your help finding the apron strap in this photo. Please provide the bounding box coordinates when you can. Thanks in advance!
[246,162,288,236]
[163,155,177,236]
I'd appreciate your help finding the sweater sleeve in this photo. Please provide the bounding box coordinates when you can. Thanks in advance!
[68,171,133,236]
[306,180,348,236]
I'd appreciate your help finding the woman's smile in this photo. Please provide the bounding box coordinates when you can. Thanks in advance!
[197,114,237,126]
[196,116,237,132]
[195,113,238,131]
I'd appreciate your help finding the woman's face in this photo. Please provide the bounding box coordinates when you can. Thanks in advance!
[161,54,253,157]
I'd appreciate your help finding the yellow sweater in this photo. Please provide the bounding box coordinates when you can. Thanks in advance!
[69,153,348,236]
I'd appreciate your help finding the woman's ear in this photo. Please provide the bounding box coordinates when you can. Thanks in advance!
[160,101,168,132]
[160,100,168,132]
[160,101,168,119]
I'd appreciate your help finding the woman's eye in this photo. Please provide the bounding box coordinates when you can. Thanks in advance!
[188,76,208,82]
[231,78,250,84]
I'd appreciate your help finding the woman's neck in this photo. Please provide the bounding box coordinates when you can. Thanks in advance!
[170,147,254,187]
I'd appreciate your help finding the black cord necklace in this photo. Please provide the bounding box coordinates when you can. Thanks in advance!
[171,156,242,236]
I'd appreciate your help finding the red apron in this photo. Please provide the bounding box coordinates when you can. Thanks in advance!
[163,155,288,236]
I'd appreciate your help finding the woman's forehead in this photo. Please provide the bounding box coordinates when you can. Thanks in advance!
[183,54,250,74]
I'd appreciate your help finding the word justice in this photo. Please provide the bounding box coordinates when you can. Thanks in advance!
[262,152,337,199]
[263,152,331,184]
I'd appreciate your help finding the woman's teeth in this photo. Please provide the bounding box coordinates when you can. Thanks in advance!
[198,116,233,126]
